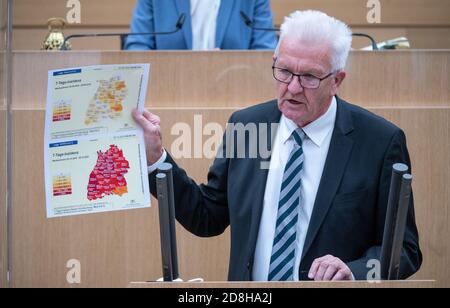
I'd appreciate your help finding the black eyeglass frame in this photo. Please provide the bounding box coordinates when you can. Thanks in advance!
[272,65,336,89]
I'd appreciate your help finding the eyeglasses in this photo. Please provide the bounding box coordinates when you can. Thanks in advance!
[272,66,335,89]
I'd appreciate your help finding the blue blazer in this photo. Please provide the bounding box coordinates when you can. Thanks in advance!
[125,0,277,50]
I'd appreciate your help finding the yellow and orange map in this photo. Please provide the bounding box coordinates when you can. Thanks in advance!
[85,76,128,125]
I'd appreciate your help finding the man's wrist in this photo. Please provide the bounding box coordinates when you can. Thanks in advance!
[147,149,167,174]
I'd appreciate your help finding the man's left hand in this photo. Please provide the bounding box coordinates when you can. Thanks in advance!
[308,255,353,281]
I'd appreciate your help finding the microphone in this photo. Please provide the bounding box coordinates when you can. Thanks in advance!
[240,11,279,32]
[352,32,379,51]
[59,13,186,50]
[361,37,409,51]
[240,11,379,51]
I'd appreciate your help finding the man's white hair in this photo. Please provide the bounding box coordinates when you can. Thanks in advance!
[275,10,353,71]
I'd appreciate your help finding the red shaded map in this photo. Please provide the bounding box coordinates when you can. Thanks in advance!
[87,145,130,201]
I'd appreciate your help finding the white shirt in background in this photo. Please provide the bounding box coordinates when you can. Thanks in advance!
[190,0,221,50]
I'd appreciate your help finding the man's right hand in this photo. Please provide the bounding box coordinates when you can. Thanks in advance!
[132,108,164,165]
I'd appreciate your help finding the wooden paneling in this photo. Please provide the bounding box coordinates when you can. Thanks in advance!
[0,109,7,288]
[13,0,135,27]
[130,280,436,288]
[11,51,276,109]
[0,0,9,288]
[271,0,450,26]
[342,51,450,107]
[12,0,450,27]
[12,51,450,109]
[10,107,450,287]
[374,108,450,286]
[11,0,450,50]
[0,0,6,51]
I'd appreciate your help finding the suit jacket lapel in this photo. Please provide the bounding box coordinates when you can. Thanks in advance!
[301,97,355,261]
[174,0,192,49]
[215,0,235,48]
[247,101,281,265]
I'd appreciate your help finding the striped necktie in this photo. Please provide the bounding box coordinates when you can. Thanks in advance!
[268,128,305,281]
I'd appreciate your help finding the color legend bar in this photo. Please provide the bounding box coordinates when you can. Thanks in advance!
[53,100,72,122]
[53,174,72,196]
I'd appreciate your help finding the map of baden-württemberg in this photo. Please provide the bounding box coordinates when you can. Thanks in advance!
[46,64,151,217]
[87,144,130,201]
[85,76,128,125]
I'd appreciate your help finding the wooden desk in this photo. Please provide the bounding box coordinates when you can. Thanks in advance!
[128,280,436,288]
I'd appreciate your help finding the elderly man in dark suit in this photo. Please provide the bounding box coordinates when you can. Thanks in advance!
[133,10,422,281]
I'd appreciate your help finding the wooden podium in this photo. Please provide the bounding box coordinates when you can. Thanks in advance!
[128,281,435,288]
[7,50,450,287]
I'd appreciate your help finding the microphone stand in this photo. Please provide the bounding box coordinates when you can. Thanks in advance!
[352,33,379,51]
[60,13,186,50]
[240,11,379,50]
[240,11,279,32]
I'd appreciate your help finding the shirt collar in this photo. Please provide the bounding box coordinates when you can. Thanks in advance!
[280,96,337,147]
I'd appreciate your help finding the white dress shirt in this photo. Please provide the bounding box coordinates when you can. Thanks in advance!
[190,0,221,50]
[147,150,168,174]
[252,97,337,281]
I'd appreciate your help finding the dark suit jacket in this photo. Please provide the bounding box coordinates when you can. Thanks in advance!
[149,97,422,280]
